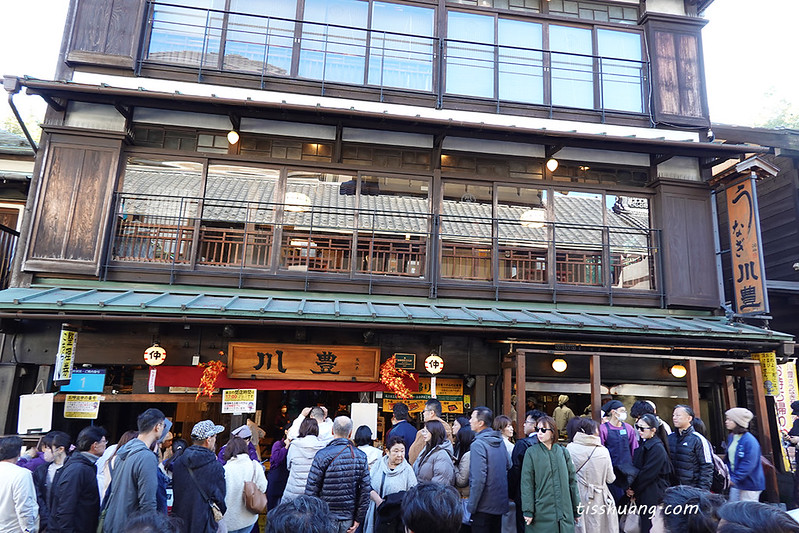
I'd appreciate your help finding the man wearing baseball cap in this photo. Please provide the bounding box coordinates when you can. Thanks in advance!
[172,420,227,533]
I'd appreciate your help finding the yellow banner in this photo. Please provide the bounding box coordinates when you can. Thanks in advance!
[54,327,78,385]
[752,352,778,396]
[776,363,799,472]
[383,377,464,413]
[383,398,464,414]
[64,394,101,419]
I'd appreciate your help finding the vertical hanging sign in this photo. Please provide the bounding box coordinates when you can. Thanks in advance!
[726,174,769,315]
[53,324,78,386]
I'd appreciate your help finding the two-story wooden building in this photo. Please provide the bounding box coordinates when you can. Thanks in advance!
[0,0,792,454]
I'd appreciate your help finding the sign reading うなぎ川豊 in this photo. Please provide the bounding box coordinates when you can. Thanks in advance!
[227,343,380,382]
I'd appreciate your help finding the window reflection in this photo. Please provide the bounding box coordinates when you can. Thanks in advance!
[440,183,493,281]
[498,19,544,104]
[446,12,495,98]
[225,0,297,76]
[597,29,643,113]
[497,186,548,282]
[606,195,654,290]
[299,0,368,85]
[550,25,594,109]
[553,191,604,285]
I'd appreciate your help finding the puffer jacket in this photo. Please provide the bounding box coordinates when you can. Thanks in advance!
[468,428,510,515]
[667,426,713,490]
[305,438,371,523]
[283,434,326,501]
[49,452,100,533]
[172,445,227,533]
[413,444,455,485]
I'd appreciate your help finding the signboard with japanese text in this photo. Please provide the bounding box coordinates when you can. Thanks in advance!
[222,389,257,414]
[53,326,78,385]
[775,362,799,471]
[60,369,106,393]
[752,352,778,396]
[726,176,769,315]
[64,394,101,419]
[383,377,464,414]
[228,343,380,382]
[394,353,416,370]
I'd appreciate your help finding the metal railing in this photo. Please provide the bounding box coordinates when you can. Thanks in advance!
[142,1,648,116]
[107,192,661,298]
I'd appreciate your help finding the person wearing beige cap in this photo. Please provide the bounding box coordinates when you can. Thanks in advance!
[724,407,765,502]
[553,395,575,439]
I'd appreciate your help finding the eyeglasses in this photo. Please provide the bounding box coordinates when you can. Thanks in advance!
[536,427,554,433]
[635,425,651,431]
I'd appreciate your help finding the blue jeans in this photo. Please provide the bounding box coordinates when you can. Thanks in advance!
[729,487,761,502]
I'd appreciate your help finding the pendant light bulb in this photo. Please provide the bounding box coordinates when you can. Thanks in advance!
[227,130,240,145]
[552,358,568,373]
[670,364,687,378]
[546,158,559,172]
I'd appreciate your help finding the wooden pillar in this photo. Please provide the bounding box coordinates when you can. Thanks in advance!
[515,351,526,432]
[687,359,700,416]
[750,362,775,464]
[722,374,737,410]
[502,356,513,417]
[590,354,602,422]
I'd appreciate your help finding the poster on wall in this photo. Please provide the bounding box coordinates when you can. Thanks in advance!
[222,389,257,414]
[775,362,799,472]
[383,377,464,414]
[752,352,778,396]
[17,393,54,434]
[64,394,101,419]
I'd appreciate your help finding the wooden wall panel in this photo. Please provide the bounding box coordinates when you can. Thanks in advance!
[677,34,702,118]
[67,0,146,69]
[654,32,679,115]
[25,135,122,275]
[654,181,719,308]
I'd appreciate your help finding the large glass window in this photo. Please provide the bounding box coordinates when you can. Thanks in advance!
[497,186,548,282]
[549,25,594,109]
[445,12,495,98]
[299,0,369,85]
[224,0,297,76]
[357,176,430,277]
[498,19,544,104]
[440,182,493,281]
[280,172,356,272]
[148,0,225,68]
[607,195,655,289]
[597,29,643,113]
[553,191,604,284]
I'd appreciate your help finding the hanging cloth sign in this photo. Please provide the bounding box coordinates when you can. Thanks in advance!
[53,325,78,386]
[149,367,158,393]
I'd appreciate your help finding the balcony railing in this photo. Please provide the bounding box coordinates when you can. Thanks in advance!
[142,1,648,117]
[107,192,661,299]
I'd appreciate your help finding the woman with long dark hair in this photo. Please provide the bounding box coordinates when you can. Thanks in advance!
[454,425,475,499]
[33,430,72,531]
[627,413,673,533]
[412,419,455,485]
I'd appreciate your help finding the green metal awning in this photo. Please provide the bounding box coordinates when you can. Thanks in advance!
[0,280,791,343]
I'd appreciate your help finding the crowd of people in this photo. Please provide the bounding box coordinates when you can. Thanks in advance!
[0,397,797,533]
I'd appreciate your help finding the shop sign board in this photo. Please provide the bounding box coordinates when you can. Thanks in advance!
[222,389,257,414]
[228,343,380,382]
[752,352,778,396]
[383,377,464,414]
[393,353,416,370]
[53,325,78,386]
[726,176,768,315]
[64,394,101,419]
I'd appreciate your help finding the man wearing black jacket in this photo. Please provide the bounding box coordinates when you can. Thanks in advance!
[667,405,713,490]
[172,420,227,533]
[509,410,544,533]
[49,426,108,533]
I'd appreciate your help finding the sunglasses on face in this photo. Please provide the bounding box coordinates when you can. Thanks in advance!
[536,427,554,433]
[635,425,651,431]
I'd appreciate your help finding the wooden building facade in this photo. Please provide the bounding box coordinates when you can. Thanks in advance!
[0,0,793,463]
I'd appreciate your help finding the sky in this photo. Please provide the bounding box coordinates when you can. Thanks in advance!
[0,0,797,129]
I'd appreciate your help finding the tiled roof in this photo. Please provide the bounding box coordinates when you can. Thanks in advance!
[0,129,34,157]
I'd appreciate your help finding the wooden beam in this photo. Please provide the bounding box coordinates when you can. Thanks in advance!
[750,363,775,464]
[723,374,737,409]
[590,354,602,422]
[546,144,564,159]
[515,350,526,432]
[503,355,513,418]
[687,358,700,416]
[53,393,221,403]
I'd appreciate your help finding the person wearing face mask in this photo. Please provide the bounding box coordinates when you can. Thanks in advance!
[33,430,72,531]
[627,414,672,533]
[598,400,638,505]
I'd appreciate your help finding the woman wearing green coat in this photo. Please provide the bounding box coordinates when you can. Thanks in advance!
[521,415,581,532]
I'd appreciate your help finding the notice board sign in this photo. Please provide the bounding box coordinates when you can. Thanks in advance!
[394,353,416,370]
[60,369,106,393]
[228,343,380,382]
[383,377,464,414]
[222,389,257,414]
[53,326,78,386]
[18,393,54,434]
[64,394,101,419]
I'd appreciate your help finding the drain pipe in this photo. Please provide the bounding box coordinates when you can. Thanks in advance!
[3,77,38,153]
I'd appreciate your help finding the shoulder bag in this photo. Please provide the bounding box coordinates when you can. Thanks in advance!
[243,460,268,514]
[187,465,224,522]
